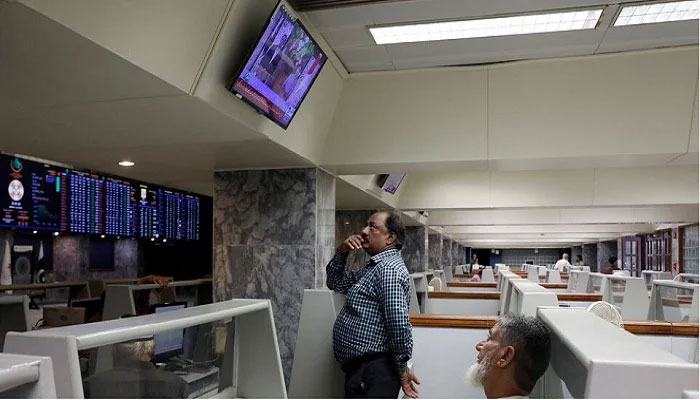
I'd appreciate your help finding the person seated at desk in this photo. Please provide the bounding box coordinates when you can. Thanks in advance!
[601,256,620,275]
[83,337,186,398]
[465,314,551,399]
[554,253,571,272]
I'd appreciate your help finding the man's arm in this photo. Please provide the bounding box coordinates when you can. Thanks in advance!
[325,252,358,294]
[378,266,419,397]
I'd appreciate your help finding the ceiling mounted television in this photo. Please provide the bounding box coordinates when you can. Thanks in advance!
[376,173,406,195]
[229,1,327,129]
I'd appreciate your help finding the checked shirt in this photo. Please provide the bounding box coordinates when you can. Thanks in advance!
[326,248,413,369]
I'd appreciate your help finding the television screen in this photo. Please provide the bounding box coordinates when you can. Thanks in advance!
[381,173,406,194]
[1,155,68,231]
[229,1,327,129]
[0,153,201,240]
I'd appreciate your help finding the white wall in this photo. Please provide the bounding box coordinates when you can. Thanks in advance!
[323,47,698,171]
[398,166,698,209]
[20,0,231,94]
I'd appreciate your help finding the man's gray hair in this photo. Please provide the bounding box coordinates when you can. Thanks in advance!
[498,314,551,392]
[113,338,155,364]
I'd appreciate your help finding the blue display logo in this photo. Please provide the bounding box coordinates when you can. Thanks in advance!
[10,158,22,172]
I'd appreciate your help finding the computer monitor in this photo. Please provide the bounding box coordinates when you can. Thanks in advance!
[150,302,186,362]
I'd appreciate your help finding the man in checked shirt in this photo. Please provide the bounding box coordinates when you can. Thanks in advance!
[326,211,421,398]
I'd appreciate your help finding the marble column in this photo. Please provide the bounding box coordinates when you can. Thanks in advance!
[583,244,598,271]
[597,241,617,272]
[402,226,428,273]
[442,237,453,268]
[213,168,335,385]
[452,242,461,266]
[428,233,443,270]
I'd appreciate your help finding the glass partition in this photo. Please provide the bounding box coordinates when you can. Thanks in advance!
[81,320,228,399]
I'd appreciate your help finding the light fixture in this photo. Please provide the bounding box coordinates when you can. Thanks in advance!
[163,238,167,243]
[118,160,135,167]
[53,232,59,237]
[32,230,37,234]
[614,1,698,26]
[150,237,155,242]
[100,234,105,239]
[369,8,603,45]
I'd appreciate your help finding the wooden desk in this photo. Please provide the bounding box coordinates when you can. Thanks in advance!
[446,282,497,288]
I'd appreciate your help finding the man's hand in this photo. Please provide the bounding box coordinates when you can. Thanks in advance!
[338,234,365,254]
[400,369,420,398]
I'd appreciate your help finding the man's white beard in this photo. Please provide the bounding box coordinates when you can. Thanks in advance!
[465,356,490,388]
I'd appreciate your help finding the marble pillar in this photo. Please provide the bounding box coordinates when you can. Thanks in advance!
[402,226,428,273]
[452,242,461,266]
[442,237,452,268]
[597,241,617,272]
[571,245,583,264]
[428,233,443,270]
[213,168,335,385]
[583,244,598,271]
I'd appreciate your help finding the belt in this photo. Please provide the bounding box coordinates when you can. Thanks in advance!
[341,352,393,374]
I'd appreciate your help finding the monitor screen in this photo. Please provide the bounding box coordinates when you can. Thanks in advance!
[152,302,187,361]
[381,173,406,194]
[0,153,201,240]
[1,156,68,231]
[230,1,327,129]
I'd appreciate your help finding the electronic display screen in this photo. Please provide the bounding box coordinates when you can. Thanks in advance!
[1,156,68,231]
[230,1,326,128]
[0,153,200,240]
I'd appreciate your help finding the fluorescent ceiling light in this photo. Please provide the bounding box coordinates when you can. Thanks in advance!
[614,1,698,26]
[369,9,603,45]
[118,160,135,167]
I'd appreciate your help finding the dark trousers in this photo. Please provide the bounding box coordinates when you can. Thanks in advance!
[342,353,401,399]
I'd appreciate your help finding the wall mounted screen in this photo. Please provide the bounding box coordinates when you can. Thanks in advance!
[1,153,200,240]
[229,1,326,129]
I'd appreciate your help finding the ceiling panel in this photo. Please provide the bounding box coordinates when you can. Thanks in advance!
[301,0,698,72]
[597,20,699,53]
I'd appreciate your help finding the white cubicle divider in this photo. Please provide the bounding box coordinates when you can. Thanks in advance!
[538,308,699,398]
[0,294,30,352]
[499,274,526,316]
[503,280,558,317]
[546,270,562,283]
[411,323,487,399]
[613,270,631,277]
[410,273,431,314]
[527,268,539,282]
[586,273,605,293]
[0,353,56,398]
[675,273,700,284]
[648,280,699,322]
[4,299,286,399]
[683,390,700,398]
[444,264,454,282]
[642,270,672,288]
[102,279,212,320]
[481,267,495,283]
[567,271,590,293]
[289,289,345,398]
[433,269,446,286]
[600,275,649,320]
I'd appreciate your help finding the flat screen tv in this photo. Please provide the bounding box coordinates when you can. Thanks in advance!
[229,1,327,129]
[376,173,406,194]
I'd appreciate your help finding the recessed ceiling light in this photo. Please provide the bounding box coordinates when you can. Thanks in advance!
[32,230,37,234]
[100,234,105,239]
[53,232,59,237]
[614,1,698,26]
[118,160,135,167]
[369,9,604,45]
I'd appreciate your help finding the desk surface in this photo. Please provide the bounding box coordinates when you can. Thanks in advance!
[0,281,86,291]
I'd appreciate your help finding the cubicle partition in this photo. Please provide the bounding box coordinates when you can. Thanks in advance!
[4,299,286,399]
[601,275,650,320]
[648,280,699,323]
[102,279,212,320]
[289,289,345,398]
[0,294,30,351]
[642,270,672,289]
[0,353,56,398]
[538,308,698,398]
